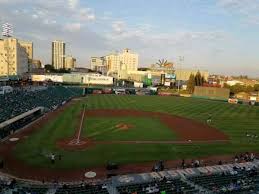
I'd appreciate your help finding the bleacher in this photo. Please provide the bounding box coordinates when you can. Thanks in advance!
[0,179,109,194]
[17,185,49,194]
[0,160,259,193]
[0,86,83,123]
[189,167,259,193]
[55,183,109,194]
[116,178,198,194]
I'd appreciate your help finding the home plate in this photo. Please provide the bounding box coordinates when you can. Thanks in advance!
[9,138,19,142]
[68,139,87,146]
[85,171,96,178]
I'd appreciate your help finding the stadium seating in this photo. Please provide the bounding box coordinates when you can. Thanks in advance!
[116,178,199,194]
[0,86,83,123]
[55,184,109,194]
[188,166,259,193]
[0,179,109,194]
[0,164,259,194]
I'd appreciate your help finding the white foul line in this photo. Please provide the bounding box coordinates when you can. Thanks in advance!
[76,106,86,144]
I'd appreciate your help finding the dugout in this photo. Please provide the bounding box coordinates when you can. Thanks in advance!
[0,107,44,140]
[193,86,230,101]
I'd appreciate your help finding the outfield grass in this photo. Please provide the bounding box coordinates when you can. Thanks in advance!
[14,95,259,169]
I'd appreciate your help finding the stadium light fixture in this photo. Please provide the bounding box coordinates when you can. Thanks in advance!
[2,23,13,37]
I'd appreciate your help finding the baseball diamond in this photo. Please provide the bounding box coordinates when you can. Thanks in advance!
[0,94,259,182]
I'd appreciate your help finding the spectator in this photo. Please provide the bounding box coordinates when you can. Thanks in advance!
[51,153,55,164]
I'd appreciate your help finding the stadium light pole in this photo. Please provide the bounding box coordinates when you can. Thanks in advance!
[177,56,184,93]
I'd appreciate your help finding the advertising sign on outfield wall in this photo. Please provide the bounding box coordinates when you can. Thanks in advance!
[31,75,45,82]
[165,74,176,80]
[228,98,238,104]
[164,82,171,86]
[84,75,114,85]
[45,75,63,83]
[112,161,259,186]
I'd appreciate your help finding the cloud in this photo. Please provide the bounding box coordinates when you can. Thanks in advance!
[108,20,226,46]
[217,0,259,24]
[112,21,126,34]
[68,0,79,10]
[78,8,96,21]
[0,0,108,67]
[32,14,38,19]
[1,0,258,76]
[100,11,113,21]
[64,22,81,32]
[43,19,57,25]
[0,0,25,4]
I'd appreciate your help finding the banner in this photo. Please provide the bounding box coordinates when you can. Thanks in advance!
[112,160,259,186]
[165,74,176,80]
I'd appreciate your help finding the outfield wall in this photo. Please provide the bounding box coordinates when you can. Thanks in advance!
[193,86,230,100]
[31,73,114,85]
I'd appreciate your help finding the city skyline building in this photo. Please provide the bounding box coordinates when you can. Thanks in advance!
[65,55,76,70]
[52,40,65,69]
[18,40,33,71]
[91,48,139,74]
[106,48,138,72]
[0,38,29,76]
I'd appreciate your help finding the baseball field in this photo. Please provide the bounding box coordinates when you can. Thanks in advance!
[2,94,259,180]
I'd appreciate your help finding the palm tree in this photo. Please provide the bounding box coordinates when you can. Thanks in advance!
[156,59,168,68]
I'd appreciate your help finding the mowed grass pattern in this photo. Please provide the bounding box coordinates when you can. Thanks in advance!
[87,95,259,143]
[84,117,177,141]
[14,95,259,169]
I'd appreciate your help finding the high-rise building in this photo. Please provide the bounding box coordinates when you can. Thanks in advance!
[52,40,65,69]
[91,49,138,73]
[0,38,29,76]
[18,40,33,71]
[65,56,76,70]
[90,56,107,73]
[105,49,138,72]
[31,59,42,69]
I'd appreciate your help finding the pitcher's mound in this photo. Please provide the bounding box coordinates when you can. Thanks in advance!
[116,123,134,131]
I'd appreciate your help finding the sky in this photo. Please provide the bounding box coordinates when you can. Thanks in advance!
[0,0,259,77]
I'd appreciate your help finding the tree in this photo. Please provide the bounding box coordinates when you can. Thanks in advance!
[201,76,205,86]
[56,68,70,73]
[187,74,195,93]
[254,84,259,91]
[230,84,246,94]
[223,83,230,89]
[44,65,71,73]
[44,64,54,72]
[245,85,254,93]
[194,71,203,86]
[156,59,169,68]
